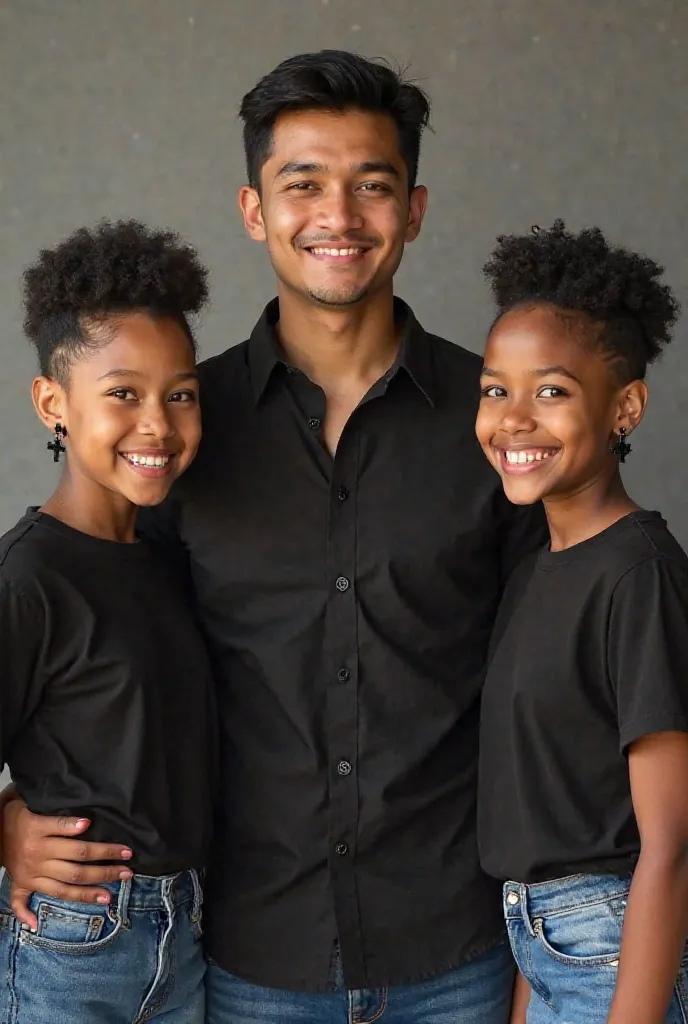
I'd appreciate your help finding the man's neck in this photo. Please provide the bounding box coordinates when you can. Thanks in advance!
[274,287,401,397]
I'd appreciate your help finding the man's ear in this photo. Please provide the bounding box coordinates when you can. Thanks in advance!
[238,186,267,243]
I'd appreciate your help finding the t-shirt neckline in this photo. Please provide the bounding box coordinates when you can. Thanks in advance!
[23,507,151,560]
[537,509,664,569]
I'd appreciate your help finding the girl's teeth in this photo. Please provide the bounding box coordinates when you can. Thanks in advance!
[504,450,554,465]
[125,454,170,468]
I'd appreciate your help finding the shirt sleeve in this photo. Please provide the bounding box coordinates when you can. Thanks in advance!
[608,555,688,753]
[496,494,549,586]
[0,577,47,770]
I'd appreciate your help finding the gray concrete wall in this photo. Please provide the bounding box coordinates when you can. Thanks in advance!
[1,0,686,528]
[2,1,686,546]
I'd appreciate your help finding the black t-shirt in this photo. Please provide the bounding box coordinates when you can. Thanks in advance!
[478,510,688,884]
[0,509,217,874]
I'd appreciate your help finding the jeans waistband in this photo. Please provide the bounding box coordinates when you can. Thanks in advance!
[102,869,203,917]
[0,867,204,924]
[503,872,632,924]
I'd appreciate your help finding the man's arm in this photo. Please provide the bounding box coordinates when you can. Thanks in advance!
[498,496,548,585]
[0,799,133,930]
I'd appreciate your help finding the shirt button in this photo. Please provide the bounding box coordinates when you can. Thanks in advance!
[337,760,352,776]
[335,842,349,856]
[335,576,350,592]
[506,891,520,905]
[337,668,351,683]
[308,417,321,430]
[337,486,349,502]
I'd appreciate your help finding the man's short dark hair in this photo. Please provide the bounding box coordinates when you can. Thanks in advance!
[239,49,431,191]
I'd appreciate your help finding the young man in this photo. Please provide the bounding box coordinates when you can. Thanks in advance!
[1,51,546,1023]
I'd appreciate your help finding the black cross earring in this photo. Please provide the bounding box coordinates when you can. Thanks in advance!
[610,426,632,463]
[47,422,67,462]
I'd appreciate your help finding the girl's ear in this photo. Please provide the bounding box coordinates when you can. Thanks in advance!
[614,379,648,436]
[32,376,67,431]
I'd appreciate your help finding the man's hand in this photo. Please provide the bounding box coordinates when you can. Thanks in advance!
[1,799,134,930]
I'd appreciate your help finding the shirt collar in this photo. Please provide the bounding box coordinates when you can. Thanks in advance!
[248,296,436,408]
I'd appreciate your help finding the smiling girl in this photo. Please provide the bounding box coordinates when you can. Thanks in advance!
[0,220,216,1022]
[475,221,688,1023]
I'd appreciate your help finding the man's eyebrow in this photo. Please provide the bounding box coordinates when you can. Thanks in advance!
[275,160,400,179]
[276,161,326,178]
[356,161,399,178]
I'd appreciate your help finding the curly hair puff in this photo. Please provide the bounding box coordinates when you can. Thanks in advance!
[22,219,209,383]
[482,219,680,382]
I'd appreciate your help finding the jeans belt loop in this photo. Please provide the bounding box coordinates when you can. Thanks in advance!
[115,873,132,927]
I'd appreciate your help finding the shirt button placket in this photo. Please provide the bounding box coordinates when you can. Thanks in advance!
[324,449,363,979]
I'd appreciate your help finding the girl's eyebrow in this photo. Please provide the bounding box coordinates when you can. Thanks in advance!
[531,365,581,384]
[480,365,581,385]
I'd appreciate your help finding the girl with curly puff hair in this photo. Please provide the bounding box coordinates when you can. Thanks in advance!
[475,221,688,1024]
[0,220,216,1022]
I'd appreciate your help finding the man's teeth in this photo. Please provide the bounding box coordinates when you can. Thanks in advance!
[124,454,170,468]
[504,450,556,465]
[309,247,365,256]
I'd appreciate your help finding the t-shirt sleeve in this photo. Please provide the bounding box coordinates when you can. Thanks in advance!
[608,555,688,753]
[497,494,549,585]
[0,577,46,770]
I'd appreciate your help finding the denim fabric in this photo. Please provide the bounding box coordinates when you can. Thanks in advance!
[0,868,205,1023]
[504,873,688,1023]
[205,939,514,1023]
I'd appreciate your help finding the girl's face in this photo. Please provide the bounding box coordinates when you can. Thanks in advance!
[475,304,645,507]
[34,312,201,508]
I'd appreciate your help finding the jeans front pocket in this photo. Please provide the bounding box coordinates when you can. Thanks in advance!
[533,893,626,968]
[22,893,124,956]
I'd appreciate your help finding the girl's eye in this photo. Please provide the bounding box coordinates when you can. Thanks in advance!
[480,385,507,398]
[108,388,137,401]
[168,390,197,403]
[538,386,568,398]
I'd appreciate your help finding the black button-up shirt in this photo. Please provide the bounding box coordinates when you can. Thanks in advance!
[139,298,547,991]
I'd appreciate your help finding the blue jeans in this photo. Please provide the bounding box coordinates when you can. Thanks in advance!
[504,873,688,1022]
[0,867,206,1023]
[205,940,515,1023]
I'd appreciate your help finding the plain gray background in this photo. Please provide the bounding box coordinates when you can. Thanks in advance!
[0,4,686,791]
[1,0,686,543]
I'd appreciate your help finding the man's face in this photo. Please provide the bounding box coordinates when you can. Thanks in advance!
[239,108,427,308]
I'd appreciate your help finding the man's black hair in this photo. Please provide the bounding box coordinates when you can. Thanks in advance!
[483,219,680,383]
[23,219,210,384]
[239,49,431,191]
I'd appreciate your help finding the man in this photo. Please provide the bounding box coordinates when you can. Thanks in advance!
[1,51,546,1022]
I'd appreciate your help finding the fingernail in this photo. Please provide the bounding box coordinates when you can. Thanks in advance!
[96,895,110,904]
[119,870,133,880]
[120,850,133,859]
[74,818,90,828]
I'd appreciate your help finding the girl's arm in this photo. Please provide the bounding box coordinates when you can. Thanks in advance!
[509,970,530,1024]
[607,731,688,1024]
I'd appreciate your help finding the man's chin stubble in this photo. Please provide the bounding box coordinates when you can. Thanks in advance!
[306,285,370,307]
